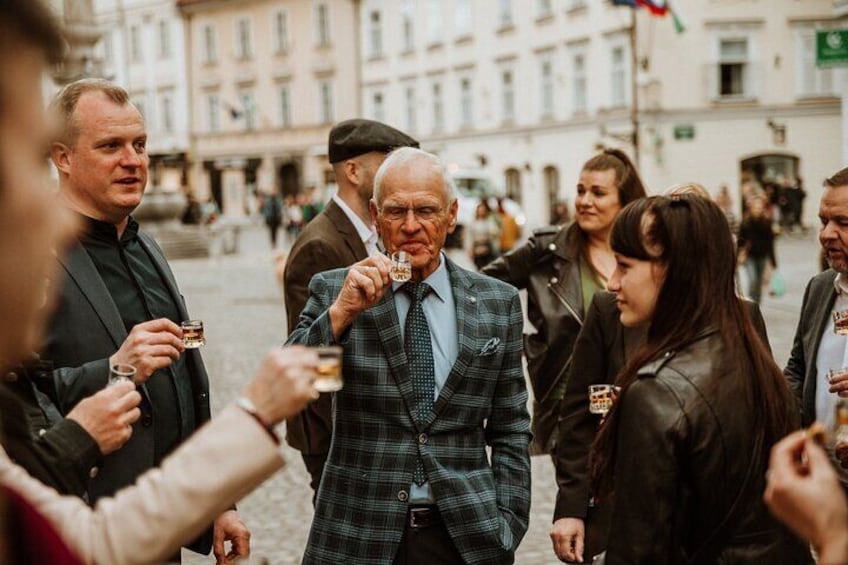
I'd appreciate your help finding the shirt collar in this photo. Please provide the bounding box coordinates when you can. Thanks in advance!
[834,273,848,295]
[332,194,377,246]
[392,252,450,303]
[79,213,139,244]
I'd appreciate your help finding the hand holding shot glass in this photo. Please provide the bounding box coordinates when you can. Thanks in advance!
[313,346,344,392]
[390,251,412,282]
[109,363,137,387]
[181,319,205,349]
[828,368,848,397]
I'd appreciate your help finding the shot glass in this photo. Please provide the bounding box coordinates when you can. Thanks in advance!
[588,384,616,416]
[313,346,344,393]
[390,251,412,283]
[108,363,136,387]
[834,310,848,335]
[181,320,206,349]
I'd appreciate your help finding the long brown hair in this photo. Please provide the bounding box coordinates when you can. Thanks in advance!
[590,194,797,496]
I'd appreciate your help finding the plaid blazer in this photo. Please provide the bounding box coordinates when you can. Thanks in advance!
[287,258,531,565]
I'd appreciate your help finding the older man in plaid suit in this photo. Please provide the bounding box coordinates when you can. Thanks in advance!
[288,147,531,564]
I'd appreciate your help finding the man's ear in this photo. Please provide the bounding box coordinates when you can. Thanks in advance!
[50,142,72,176]
[369,199,381,234]
[343,159,359,186]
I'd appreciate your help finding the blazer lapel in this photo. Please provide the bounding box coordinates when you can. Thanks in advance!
[59,244,127,348]
[370,287,419,420]
[137,231,189,320]
[806,273,838,420]
[427,260,477,426]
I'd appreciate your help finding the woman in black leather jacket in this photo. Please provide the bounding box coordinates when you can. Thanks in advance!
[482,149,646,456]
[591,194,812,564]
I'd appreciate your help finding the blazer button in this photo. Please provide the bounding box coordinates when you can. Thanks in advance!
[4,372,18,383]
[397,490,409,502]
[89,466,99,479]
[38,428,47,437]
[418,433,428,445]
[550,277,558,285]
[141,414,153,427]
[548,243,557,251]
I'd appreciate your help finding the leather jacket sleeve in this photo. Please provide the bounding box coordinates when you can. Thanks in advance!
[605,376,686,565]
[481,231,551,289]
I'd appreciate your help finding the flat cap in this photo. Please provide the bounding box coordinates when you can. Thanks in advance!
[328,119,419,164]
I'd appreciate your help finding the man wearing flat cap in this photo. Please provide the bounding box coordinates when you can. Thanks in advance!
[283,118,418,496]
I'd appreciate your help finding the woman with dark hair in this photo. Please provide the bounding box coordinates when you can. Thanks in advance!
[482,148,647,457]
[590,194,811,564]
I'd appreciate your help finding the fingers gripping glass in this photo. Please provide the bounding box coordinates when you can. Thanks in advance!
[390,251,412,282]
[109,364,137,387]
[379,205,443,222]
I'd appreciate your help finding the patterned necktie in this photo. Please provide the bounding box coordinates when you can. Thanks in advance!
[403,281,434,486]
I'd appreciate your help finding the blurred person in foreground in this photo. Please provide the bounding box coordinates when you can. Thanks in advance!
[482,148,647,458]
[288,147,531,564]
[550,182,770,563]
[590,194,810,563]
[0,1,318,562]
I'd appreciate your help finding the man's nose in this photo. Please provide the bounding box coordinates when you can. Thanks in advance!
[120,146,142,167]
[400,210,422,231]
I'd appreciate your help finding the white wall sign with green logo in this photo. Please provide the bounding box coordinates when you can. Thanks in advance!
[817,30,848,67]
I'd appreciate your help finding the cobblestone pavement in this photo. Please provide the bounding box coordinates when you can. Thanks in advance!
[179,224,819,564]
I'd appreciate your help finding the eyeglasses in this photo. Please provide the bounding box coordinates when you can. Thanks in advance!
[379,205,444,222]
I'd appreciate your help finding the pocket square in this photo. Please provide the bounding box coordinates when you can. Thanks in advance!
[478,337,501,356]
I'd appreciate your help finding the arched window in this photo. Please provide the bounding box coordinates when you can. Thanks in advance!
[543,165,560,215]
[504,168,521,204]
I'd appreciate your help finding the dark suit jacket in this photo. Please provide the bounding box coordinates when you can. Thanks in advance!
[40,230,212,552]
[784,269,838,425]
[288,260,531,565]
[283,199,368,455]
[554,291,771,557]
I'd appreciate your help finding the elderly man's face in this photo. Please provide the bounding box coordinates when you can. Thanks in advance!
[820,184,848,274]
[371,158,457,281]
[0,45,76,362]
[52,91,148,225]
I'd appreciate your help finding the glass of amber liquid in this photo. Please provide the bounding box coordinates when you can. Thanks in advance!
[314,346,343,393]
[390,251,412,283]
[834,310,848,335]
[588,384,616,416]
[181,320,206,349]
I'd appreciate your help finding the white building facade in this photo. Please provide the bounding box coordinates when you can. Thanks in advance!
[359,0,845,229]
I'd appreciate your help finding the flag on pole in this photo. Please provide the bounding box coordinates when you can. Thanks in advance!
[670,7,686,34]
[635,0,669,16]
[611,0,639,6]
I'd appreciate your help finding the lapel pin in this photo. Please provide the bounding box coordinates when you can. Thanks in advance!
[468,296,476,304]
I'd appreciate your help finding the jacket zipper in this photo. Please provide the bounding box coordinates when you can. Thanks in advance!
[547,282,584,327]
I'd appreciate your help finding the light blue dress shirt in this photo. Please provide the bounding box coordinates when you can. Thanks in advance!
[392,253,458,503]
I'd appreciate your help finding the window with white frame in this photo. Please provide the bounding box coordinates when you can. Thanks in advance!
[207,92,220,133]
[432,81,444,131]
[405,85,417,132]
[611,45,627,107]
[236,18,253,59]
[796,29,834,98]
[130,24,141,63]
[501,69,515,123]
[427,0,443,45]
[203,24,217,64]
[158,20,171,59]
[572,50,587,113]
[540,55,555,119]
[160,91,174,133]
[274,10,289,54]
[498,0,512,27]
[401,1,414,51]
[372,91,385,122]
[279,85,291,128]
[319,81,333,123]
[369,11,383,57]
[718,38,749,98]
[460,77,473,128]
[240,90,256,131]
[455,0,471,38]
[315,2,330,46]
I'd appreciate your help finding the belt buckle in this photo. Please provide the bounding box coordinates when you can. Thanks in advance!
[408,506,434,529]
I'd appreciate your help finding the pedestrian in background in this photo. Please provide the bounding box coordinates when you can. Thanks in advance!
[468,200,500,269]
[497,197,521,254]
[261,191,283,248]
[591,194,810,564]
[482,148,647,458]
[738,195,777,303]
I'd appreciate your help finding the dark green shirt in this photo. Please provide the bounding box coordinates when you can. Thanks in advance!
[79,215,192,464]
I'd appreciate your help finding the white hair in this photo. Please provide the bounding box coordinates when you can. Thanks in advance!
[373,147,456,205]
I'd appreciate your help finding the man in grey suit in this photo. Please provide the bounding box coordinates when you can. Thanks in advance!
[44,79,247,559]
[289,147,531,564]
[785,166,848,452]
[283,119,418,496]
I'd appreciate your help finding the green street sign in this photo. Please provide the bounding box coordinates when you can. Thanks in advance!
[673,124,695,141]
[817,30,848,67]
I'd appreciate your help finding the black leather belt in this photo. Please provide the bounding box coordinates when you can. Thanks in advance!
[408,505,441,529]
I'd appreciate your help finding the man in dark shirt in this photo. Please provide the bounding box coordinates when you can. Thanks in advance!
[44,78,247,560]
